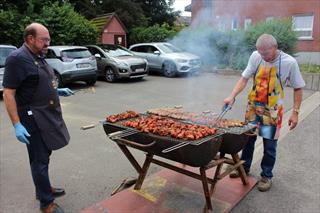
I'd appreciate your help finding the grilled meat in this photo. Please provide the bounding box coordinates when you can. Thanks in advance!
[147,107,245,128]
[106,110,139,123]
[123,115,217,140]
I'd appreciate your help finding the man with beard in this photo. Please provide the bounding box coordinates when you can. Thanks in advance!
[2,23,73,213]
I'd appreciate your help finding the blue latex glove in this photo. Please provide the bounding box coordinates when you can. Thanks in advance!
[14,122,30,144]
[57,88,74,96]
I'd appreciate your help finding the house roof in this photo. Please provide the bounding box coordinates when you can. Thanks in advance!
[91,12,128,33]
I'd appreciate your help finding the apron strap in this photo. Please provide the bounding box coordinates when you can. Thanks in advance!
[252,59,262,91]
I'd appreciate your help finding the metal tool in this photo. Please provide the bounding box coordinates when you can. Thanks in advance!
[214,99,236,126]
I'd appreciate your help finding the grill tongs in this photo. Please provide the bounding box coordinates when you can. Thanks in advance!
[162,100,234,154]
[212,99,235,127]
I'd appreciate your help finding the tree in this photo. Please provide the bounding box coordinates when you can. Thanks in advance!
[39,2,98,45]
[136,0,178,26]
[0,2,98,46]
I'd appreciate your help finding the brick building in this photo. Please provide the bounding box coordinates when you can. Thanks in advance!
[186,0,320,64]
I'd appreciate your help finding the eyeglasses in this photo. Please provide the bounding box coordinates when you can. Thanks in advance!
[36,37,51,43]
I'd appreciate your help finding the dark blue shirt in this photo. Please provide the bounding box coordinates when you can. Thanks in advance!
[2,45,44,106]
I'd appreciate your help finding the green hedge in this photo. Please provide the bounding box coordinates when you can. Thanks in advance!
[129,23,178,45]
[244,19,298,56]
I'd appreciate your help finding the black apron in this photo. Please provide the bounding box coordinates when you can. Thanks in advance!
[20,46,70,150]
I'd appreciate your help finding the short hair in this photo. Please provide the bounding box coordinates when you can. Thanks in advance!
[256,34,278,49]
[24,23,38,41]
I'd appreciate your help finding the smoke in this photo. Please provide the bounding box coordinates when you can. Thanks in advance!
[169,7,251,70]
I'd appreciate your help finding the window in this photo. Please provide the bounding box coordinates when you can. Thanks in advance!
[244,18,252,30]
[87,47,104,57]
[266,16,274,22]
[45,49,57,59]
[131,46,146,53]
[231,18,238,31]
[292,14,314,39]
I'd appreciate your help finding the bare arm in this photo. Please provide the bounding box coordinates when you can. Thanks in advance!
[288,88,303,130]
[224,76,249,105]
[3,88,19,125]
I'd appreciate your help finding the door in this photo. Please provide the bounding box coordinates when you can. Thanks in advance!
[146,45,162,70]
[114,35,126,47]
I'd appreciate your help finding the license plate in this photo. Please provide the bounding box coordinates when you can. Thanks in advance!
[135,68,144,72]
[76,63,90,68]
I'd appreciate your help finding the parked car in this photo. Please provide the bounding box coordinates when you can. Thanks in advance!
[45,46,97,87]
[86,44,148,82]
[129,42,201,77]
[0,45,17,92]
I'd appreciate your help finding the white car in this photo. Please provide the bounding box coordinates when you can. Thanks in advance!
[0,45,17,92]
[45,46,97,87]
[129,42,201,77]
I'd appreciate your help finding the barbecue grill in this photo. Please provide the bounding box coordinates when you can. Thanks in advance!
[103,113,255,212]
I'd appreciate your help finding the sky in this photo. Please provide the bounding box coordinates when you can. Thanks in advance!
[172,0,191,17]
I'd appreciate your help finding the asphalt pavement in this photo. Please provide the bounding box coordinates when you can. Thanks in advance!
[0,72,319,213]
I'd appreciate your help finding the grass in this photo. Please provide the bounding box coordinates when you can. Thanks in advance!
[299,64,320,73]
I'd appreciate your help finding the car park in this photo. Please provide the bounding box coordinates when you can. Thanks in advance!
[86,44,148,82]
[129,42,201,77]
[0,45,17,92]
[45,46,97,87]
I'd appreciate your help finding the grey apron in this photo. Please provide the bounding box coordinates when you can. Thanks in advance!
[24,46,70,150]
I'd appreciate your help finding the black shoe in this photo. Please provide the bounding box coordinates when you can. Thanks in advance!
[36,187,66,200]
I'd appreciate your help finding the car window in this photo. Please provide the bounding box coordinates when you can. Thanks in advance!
[131,46,147,53]
[102,46,133,57]
[0,47,16,67]
[61,49,92,59]
[131,45,157,53]
[45,49,57,59]
[157,43,182,53]
[87,47,104,58]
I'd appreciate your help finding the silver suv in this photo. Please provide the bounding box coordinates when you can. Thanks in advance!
[45,46,97,87]
[86,44,148,82]
[129,42,201,77]
[0,45,17,92]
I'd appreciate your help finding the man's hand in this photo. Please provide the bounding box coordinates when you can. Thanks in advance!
[57,88,74,96]
[223,96,235,107]
[14,122,30,144]
[288,112,299,130]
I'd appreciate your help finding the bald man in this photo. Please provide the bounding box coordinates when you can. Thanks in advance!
[223,34,305,192]
[2,23,73,213]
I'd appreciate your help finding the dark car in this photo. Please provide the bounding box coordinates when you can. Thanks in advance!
[86,44,148,82]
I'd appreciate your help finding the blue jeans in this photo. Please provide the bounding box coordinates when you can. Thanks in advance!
[26,131,54,209]
[241,136,277,179]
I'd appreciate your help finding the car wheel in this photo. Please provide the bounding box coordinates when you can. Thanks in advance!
[54,72,64,88]
[86,77,97,86]
[162,61,176,77]
[104,67,117,82]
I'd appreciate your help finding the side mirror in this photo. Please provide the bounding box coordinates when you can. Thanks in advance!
[94,53,101,59]
[154,50,160,55]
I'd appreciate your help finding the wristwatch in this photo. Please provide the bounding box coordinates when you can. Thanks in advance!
[293,108,300,114]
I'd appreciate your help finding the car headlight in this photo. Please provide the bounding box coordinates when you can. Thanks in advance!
[176,59,188,63]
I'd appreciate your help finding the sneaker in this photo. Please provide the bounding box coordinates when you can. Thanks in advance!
[257,177,272,192]
[229,169,249,178]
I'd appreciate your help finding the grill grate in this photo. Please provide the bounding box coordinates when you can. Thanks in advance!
[220,123,256,135]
